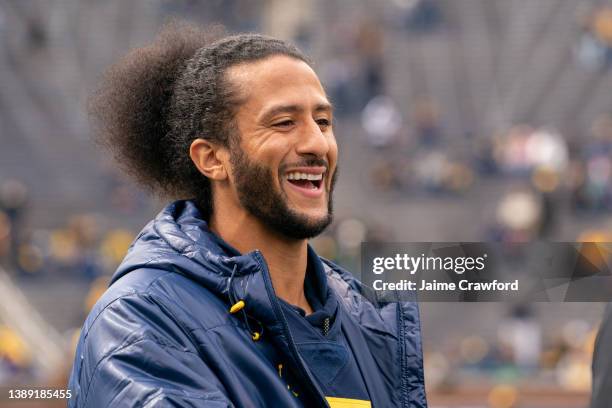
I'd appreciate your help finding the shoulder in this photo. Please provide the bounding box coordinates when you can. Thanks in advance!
[70,268,234,403]
[69,267,238,407]
[77,267,230,365]
[320,257,385,310]
[320,258,363,305]
[320,258,386,325]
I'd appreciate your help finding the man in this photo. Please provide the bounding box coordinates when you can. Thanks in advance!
[68,23,427,407]
[591,303,612,407]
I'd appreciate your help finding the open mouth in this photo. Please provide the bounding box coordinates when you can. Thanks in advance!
[285,171,324,190]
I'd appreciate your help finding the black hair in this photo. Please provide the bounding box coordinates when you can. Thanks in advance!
[89,21,309,219]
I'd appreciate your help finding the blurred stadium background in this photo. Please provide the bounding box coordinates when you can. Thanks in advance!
[2,0,612,407]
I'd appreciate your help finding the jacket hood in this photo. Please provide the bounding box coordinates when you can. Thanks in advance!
[111,200,263,297]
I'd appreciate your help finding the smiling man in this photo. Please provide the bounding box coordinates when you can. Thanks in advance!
[68,23,427,408]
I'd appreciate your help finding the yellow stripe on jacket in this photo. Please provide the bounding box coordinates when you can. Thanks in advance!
[326,396,372,408]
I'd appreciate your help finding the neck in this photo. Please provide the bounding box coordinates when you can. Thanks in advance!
[209,208,312,314]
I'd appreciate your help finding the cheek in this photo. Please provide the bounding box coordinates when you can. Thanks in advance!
[242,139,285,168]
[262,151,287,187]
[264,142,293,168]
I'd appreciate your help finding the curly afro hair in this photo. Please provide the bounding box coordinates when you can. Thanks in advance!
[89,21,309,219]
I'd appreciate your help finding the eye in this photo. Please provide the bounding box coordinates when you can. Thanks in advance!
[316,118,331,128]
[272,119,295,128]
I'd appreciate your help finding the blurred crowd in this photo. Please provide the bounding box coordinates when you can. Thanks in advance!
[362,108,612,242]
[0,177,141,385]
[0,323,34,386]
[425,305,597,406]
[0,178,143,280]
[576,4,612,71]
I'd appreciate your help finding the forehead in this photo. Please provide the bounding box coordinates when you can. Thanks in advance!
[226,55,329,112]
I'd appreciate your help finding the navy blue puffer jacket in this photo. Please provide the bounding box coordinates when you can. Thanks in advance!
[68,201,427,407]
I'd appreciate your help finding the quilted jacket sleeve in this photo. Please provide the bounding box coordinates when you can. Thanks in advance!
[68,292,233,408]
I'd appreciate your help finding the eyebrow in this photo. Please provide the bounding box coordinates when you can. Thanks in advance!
[259,103,333,123]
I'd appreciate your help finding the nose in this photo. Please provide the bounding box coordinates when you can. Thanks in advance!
[295,118,333,158]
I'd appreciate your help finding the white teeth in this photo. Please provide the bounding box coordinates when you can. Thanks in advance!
[286,171,323,181]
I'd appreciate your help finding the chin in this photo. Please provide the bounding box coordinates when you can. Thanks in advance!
[293,207,330,222]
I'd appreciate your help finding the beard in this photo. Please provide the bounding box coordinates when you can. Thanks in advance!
[230,147,336,240]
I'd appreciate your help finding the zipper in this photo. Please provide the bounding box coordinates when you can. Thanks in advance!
[253,251,330,408]
[397,302,409,408]
[323,317,330,336]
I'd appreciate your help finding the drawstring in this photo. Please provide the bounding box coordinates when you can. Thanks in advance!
[226,264,240,305]
[227,264,263,341]
[277,364,299,397]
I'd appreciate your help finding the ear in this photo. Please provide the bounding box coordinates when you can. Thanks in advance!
[189,138,229,181]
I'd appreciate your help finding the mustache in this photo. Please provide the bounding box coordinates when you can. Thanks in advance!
[279,158,329,173]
